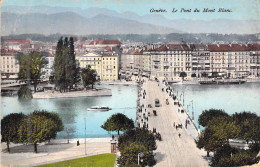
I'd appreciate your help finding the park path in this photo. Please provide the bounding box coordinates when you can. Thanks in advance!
[137,79,209,167]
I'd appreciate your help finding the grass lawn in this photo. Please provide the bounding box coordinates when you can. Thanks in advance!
[37,154,116,167]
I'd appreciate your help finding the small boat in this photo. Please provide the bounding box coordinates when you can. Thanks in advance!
[87,106,111,111]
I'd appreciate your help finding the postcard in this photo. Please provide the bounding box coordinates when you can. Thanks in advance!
[1,0,260,167]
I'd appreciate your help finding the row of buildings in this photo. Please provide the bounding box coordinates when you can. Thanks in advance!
[1,38,260,82]
[1,38,121,81]
[122,43,260,80]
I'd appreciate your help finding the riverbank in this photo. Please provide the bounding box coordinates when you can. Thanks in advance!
[1,138,112,167]
[33,88,112,99]
[171,78,260,85]
[100,80,138,85]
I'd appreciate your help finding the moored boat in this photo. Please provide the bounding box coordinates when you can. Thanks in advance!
[87,106,111,111]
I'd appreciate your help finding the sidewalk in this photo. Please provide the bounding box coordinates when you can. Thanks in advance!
[1,138,112,167]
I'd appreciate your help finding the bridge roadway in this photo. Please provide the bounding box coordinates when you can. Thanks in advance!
[138,79,209,167]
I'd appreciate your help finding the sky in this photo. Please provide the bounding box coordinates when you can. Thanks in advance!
[1,0,260,20]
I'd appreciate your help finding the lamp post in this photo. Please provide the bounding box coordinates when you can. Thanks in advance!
[138,152,144,165]
[191,100,194,121]
[84,117,86,155]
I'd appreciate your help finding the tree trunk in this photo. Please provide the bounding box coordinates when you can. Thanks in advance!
[207,151,210,157]
[7,141,10,153]
[34,143,37,153]
[34,83,37,92]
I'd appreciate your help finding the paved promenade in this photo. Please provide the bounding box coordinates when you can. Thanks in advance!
[1,138,111,167]
[137,79,209,167]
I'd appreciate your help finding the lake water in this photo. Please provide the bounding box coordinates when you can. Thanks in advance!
[1,85,138,139]
[2,82,260,138]
[172,82,260,128]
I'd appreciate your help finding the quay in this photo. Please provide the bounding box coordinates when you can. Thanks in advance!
[136,78,209,167]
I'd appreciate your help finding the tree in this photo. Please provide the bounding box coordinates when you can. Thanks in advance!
[179,71,187,80]
[118,128,157,152]
[198,109,229,127]
[1,113,26,153]
[17,85,32,99]
[118,142,156,167]
[201,72,208,78]
[232,112,260,143]
[101,113,134,135]
[54,37,80,92]
[118,128,157,166]
[196,116,240,156]
[81,65,98,89]
[191,73,196,78]
[18,52,48,92]
[18,111,63,153]
[32,110,64,142]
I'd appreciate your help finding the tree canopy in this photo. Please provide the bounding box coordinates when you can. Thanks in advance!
[179,71,187,80]
[1,113,26,152]
[18,52,48,92]
[101,113,134,135]
[17,85,33,99]
[196,109,260,166]
[81,65,98,89]
[18,110,63,153]
[198,109,229,127]
[118,128,157,166]
[54,37,80,92]
[232,112,260,143]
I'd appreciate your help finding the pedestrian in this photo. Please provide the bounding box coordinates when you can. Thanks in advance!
[173,122,175,127]
[179,133,181,138]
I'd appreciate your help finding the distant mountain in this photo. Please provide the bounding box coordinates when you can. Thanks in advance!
[1,12,181,35]
[2,5,260,34]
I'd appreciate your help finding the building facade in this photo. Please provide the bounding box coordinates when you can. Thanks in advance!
[149,44,192,80]
[0,50,20,80]
[76,52,118,81]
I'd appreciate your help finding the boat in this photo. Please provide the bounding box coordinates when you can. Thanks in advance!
[199,79,246,85]
[87,106,111,111]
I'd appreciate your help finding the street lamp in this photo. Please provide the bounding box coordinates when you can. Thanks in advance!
[138,152,144,165]
[191,100,194,121]
[84,117,86,155]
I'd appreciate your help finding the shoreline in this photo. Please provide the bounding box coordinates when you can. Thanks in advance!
[33,88,112,99]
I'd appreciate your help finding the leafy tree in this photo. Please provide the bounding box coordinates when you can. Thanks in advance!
[18,52,48,92]
[1,113,26,153]
[68,37,81,87]
[201,72,208,78]
[101,113,134,135]
[118,142,156,167]
[54,37,64,91]
[118,128,157,166]
[81,65,98,89]
[191,73,196,78]
[232,112,260,143]
[18,111,62,153]
[18,85,32,99]
[32,110,64,142]
[198,109,229,127]
[118,128,157,152]
[54,37,80,92]
[179,71,187,80]
[196,116,240,157]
